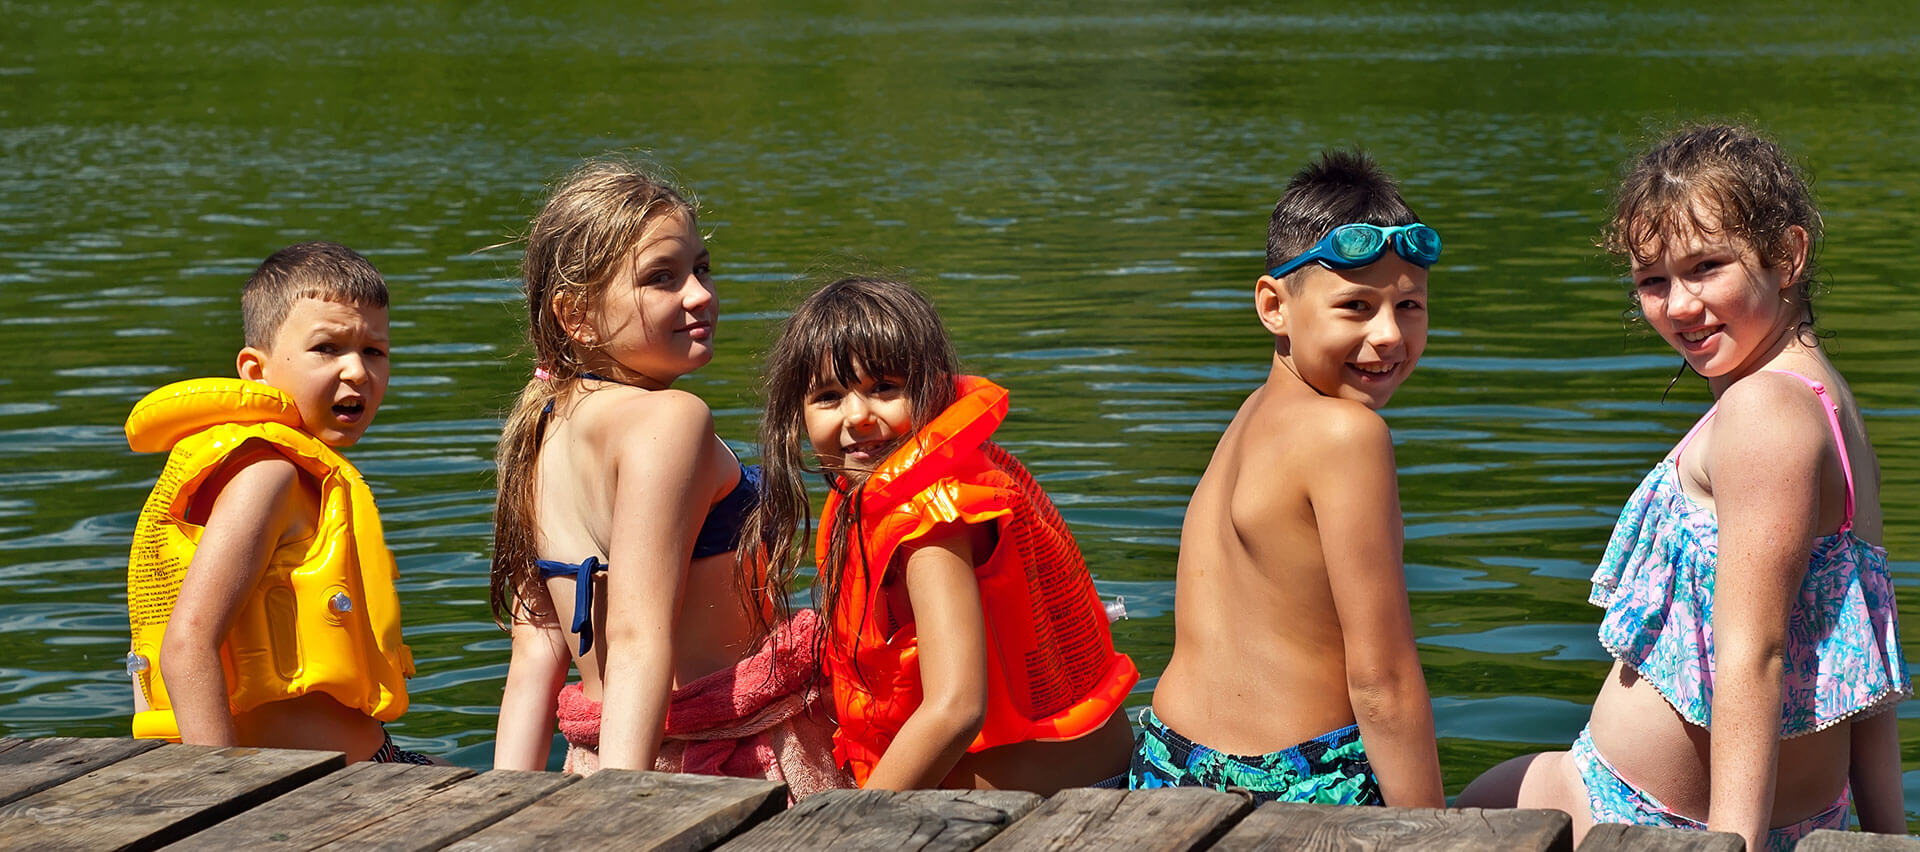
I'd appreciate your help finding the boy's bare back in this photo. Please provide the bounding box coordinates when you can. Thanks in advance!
[1153,374,1405,755]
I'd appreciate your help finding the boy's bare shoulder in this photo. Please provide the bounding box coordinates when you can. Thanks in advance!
[192,444,316,557]
[1236,389,1392,466]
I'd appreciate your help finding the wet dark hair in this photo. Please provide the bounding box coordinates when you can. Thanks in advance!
[1603,123,1822,316]
[241,241,387,348]
[1266,150,1421,289]
[742,277,960,680]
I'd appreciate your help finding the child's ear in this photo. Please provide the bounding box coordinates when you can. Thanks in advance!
[549,289,597,346]
[1782,224,1811,289]
[236,346,267,381]
[1255,275,1289,337]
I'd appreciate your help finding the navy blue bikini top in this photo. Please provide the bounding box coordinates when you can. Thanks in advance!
[535,462,759,656]
[532,372,760,656]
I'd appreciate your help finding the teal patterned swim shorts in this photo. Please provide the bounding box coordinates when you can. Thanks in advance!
[1127,707,1383,805]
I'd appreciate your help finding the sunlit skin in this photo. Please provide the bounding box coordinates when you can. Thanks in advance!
[492,212,768,775]
[1259,257,1428,410]
[1629,207,1804,393]
[564,212,716,389]
[1459,208,1901,850]
[1149,253,1444,808]
[239,296,390,448]
[803,363,915,473]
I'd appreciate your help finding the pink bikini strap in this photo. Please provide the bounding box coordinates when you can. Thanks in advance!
[1768,370,1858,532]
[1672,403,1719,460]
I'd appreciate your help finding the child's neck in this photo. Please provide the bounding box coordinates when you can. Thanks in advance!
[572,361,670,391]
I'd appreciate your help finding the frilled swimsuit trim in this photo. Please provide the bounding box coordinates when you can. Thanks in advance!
[1587,373,1910,738]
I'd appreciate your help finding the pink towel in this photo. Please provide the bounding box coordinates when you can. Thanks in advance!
[555,608,850,799]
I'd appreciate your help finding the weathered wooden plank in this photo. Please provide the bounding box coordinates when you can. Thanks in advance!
[1211,802,1571,851]
[0,743,342,851]
[157,761,474,850]
[444,769,787,852]
[978,787,1252,852]
[316,770,580,852]
[720,788,1043,852]
[0,737,165,807]
[1794,830,1920,851]
[1576,822,1740,851]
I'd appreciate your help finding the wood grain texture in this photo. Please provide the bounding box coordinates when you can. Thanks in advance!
[158,761,474,850]
[720,788,1042,851]
[0,742,343,851]
[443,769,787,852]
[315,770,580,852]
[1211,802,1572,851]
[0,737,164,807]
[1794,830,1920,851]
[978,787,1253,852]
[1576,822,1741,851]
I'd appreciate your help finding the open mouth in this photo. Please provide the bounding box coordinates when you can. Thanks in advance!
[1679,326,1719,344]
[333,399,365,420]
[842,440,889,461]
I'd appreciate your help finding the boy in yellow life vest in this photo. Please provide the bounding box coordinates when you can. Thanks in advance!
[124,241,423,763]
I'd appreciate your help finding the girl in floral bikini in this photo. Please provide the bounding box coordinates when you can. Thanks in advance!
[1460,124,1909,849]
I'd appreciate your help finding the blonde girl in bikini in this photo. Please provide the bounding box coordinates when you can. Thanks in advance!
[488,160,843,796]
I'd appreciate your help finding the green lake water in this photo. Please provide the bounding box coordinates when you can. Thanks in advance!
[4,0,1919,823]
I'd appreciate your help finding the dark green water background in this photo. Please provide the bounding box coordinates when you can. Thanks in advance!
[5,0,1918,820]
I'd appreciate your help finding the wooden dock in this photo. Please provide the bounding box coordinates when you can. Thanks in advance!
[1,737,1912,850]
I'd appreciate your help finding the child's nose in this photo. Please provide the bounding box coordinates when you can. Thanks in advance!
[1367,311,1404,351]
[341,354,369,382]
[683,274,715,310]
[1664,281,1704,320]
[844,394,874,427]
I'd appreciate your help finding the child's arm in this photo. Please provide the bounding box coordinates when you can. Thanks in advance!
[1704,379,1826,849]
[595,391,714,771]
[860,522,988,791]
[493,589,569,771]
[1308,405,1445,808]
[1849,708,1907,834]
[157,449,305,746]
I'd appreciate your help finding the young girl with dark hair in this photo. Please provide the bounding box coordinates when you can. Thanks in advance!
[744,276,1139,793]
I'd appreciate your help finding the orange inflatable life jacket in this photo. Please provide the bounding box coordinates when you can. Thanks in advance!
[124,378,413,740]
[819,375,1138,785]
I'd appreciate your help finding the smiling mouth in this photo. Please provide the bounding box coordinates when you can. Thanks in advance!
[1679,326,1719,343]
[842,440,889,458]
[1351,362,1397,376]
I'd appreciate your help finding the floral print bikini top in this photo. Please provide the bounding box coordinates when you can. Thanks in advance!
[1588,370,1910,736]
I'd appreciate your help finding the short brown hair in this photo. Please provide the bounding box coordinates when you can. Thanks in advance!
[241,241,388,348]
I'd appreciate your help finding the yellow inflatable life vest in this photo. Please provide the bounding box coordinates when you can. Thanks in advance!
[124,378,413,740]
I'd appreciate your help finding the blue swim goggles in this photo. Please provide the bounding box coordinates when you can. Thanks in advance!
[1267,222,1442,279]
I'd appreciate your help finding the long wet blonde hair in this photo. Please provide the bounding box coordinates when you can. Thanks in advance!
[488,159,700,627]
